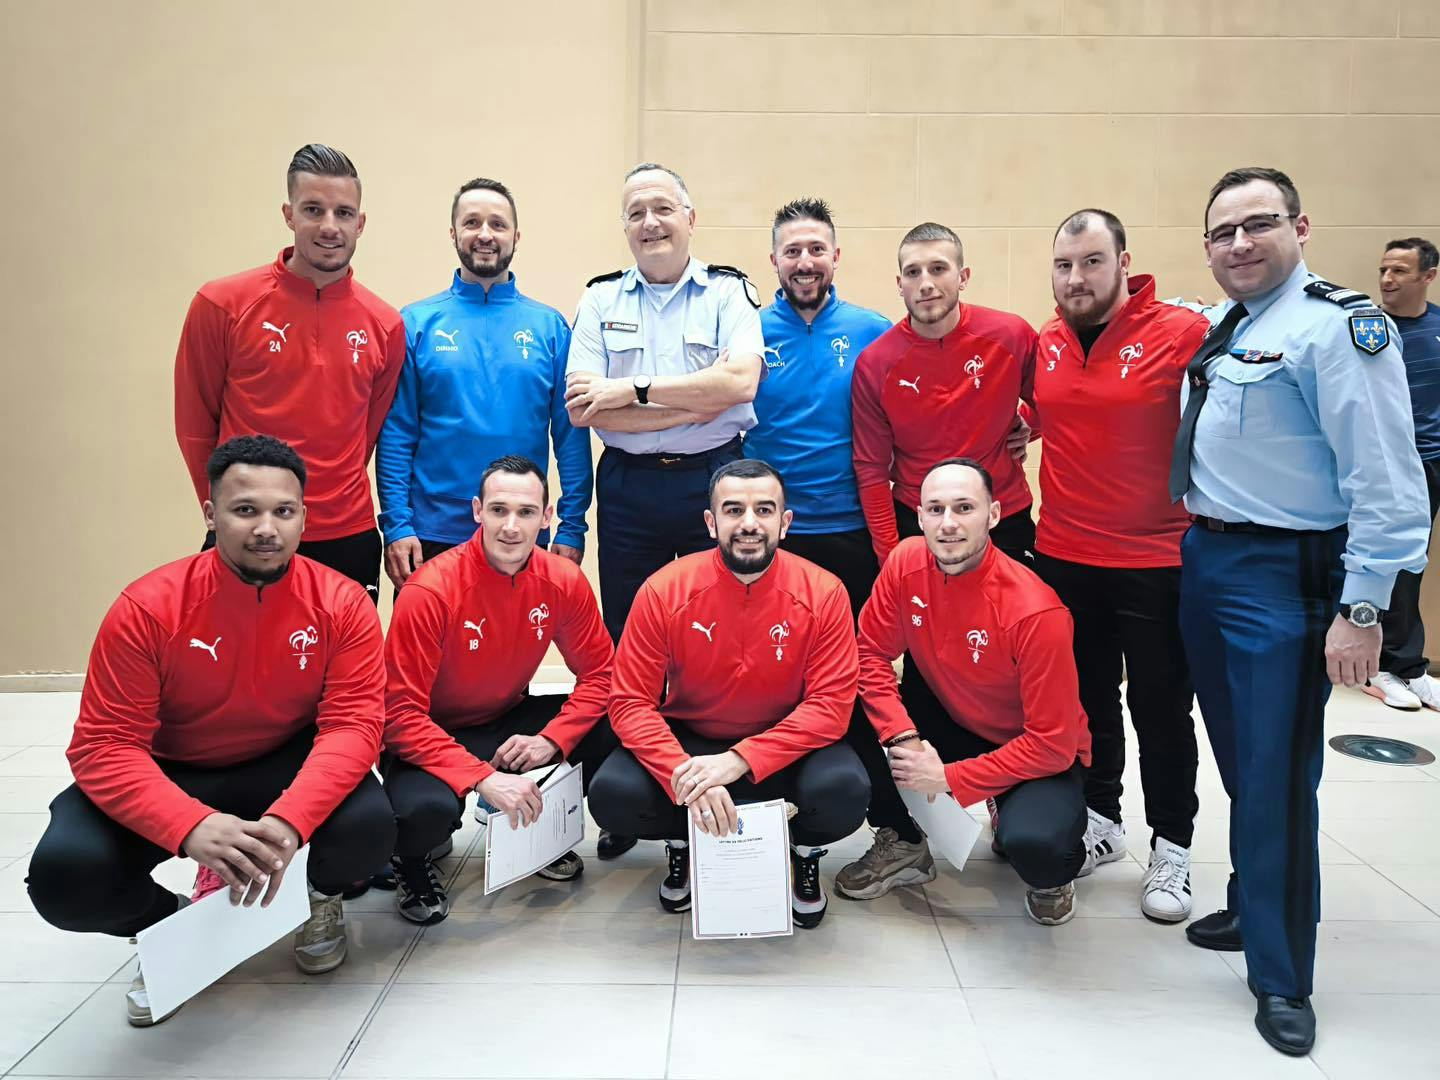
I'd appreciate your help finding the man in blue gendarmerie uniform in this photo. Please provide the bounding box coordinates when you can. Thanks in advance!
[377,178,592,591]
[564,163,765,643]
[745,197,893,618]
[1169,167,1429,1057]
[1366,237,1440,710]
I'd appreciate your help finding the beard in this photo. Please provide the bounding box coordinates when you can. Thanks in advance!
[718,535,778,576]
[781,274,831,312]
[907,293,959,325]
[1060,269,1125,329]
[228,554,292,588]
[457,243,515,280]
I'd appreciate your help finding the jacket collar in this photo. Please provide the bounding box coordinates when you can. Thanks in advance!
[448,271,519,303]
[269,247,355,300]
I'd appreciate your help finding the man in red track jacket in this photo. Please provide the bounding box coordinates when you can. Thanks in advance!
[591,459,868,928]
[173,144,405,600]
[27,436,393,1027]
[1031,209,1212,925]
[380,455,624,925]
[835,458,1092,926]
[851,222,1039,566]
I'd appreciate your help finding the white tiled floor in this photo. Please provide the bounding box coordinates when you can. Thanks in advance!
[0,689,1438,1079]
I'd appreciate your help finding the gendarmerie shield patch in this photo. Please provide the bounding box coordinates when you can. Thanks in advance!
[1348,307,1390,355]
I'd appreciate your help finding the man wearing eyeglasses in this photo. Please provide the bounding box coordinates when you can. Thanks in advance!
[1170,166,1429,1056]
[564,163,765,643]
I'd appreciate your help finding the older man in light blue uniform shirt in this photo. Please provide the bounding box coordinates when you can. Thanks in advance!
[565,163,765,642]
[1169,167,1428,1058]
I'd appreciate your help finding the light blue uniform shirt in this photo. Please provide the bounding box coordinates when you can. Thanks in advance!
[1182,260,1429,607]
[566,257,766,454]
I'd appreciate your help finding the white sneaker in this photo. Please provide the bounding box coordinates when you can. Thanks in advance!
[1077,808,1127,878]
[1364,671,1422,711]
[1140,837,1193,923]
[1405,673,1440,712]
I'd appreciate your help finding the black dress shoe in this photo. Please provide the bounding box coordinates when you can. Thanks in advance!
[1254,991,1316,1056]
[596,830,638,860]
[1186,908,1243,951]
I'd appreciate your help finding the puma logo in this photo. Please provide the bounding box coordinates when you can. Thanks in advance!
[262,321,290,343]
[911,596,928,609]
[189,636,221,662]
[463,619,486,639]
[435,329,459,345]
[897,376,920,394]
[691,621,716,643]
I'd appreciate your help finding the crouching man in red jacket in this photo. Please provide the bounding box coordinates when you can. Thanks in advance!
[835,457,1092,925]
[589,459,869,929]
[27,436,393,1026]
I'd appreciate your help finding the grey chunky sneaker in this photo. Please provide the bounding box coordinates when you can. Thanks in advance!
[834,827,937,900]
[294,888,347,974]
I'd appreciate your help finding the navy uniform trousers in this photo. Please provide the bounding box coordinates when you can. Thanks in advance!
[1178,522,1344,1000]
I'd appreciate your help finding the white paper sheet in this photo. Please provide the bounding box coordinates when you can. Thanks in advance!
[886,749,983,870]
[483,762,586,894]
[135,844,312,1018]
[689,798,792,940]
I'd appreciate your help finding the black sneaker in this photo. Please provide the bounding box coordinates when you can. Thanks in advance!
[791,845,829,929]
[392,855,449,925]
[659,840,691,912]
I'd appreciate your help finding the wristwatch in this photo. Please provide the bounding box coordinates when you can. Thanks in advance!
[632,374,652,405]
[1340,602,1381,629]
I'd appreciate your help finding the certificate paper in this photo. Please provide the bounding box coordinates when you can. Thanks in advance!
[136,844,312,1019]
[886,750,982,870]
[483,762,586,894]
[689,798,793,940]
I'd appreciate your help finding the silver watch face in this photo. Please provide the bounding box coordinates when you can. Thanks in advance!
[1348,603,1380,628]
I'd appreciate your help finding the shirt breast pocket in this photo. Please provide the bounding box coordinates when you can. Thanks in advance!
[601,329,644,378]
[683,322,720,374]
[1210,357,1304,439]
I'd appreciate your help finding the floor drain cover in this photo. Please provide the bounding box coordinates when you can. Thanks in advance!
[1329,734,1435,766]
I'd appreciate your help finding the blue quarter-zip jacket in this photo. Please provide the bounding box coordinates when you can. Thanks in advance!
[745,287,892,534]
[377,273,592,549]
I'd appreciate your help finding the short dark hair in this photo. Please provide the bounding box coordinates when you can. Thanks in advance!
[286,143,360,198]
[206,435,306,494]
[623,162,691,207]
[1204,167,1300,227]
[1386,237,1440,273]
[452,177,518,229]
[923,456,993,498]
[479,455,548,505]
[708,458,786,506]
[899,222,964,268]
[772,197,836,248]
[1055,208,1127,255]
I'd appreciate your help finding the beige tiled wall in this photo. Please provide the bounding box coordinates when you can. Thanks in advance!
[4,1,1440,673]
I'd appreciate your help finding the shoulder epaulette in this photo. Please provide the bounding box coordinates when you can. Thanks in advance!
[1303,279,1374,309]
[586,270,624,288]
[705,264,761,309]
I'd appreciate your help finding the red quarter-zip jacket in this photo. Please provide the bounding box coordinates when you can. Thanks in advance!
[67,550,384,854]
[610,548,857,790]
[852,307,1038,564]
[383,533,613,795]
[857,537,1090,807]
[174,249,406,541]
[1033,275,1210,567]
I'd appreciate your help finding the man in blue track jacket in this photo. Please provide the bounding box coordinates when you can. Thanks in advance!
[745,197,893,617]
[377,178,592,589]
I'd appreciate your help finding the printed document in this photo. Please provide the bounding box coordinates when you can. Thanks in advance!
[136,844,312,1018]
[483,762,585,893]
[886,748,982,869]
[689,797,792,940]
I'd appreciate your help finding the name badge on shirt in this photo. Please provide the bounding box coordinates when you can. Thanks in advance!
[1229,349,1284,364]
[602,321,639,332]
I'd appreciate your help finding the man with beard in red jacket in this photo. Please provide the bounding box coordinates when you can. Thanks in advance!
[27,436,393,1027]
[590,459,868,929]
[1030,209,1211,923]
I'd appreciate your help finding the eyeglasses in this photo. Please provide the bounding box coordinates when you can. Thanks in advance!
[625,204,690,226]
[1204,213,1295,247]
